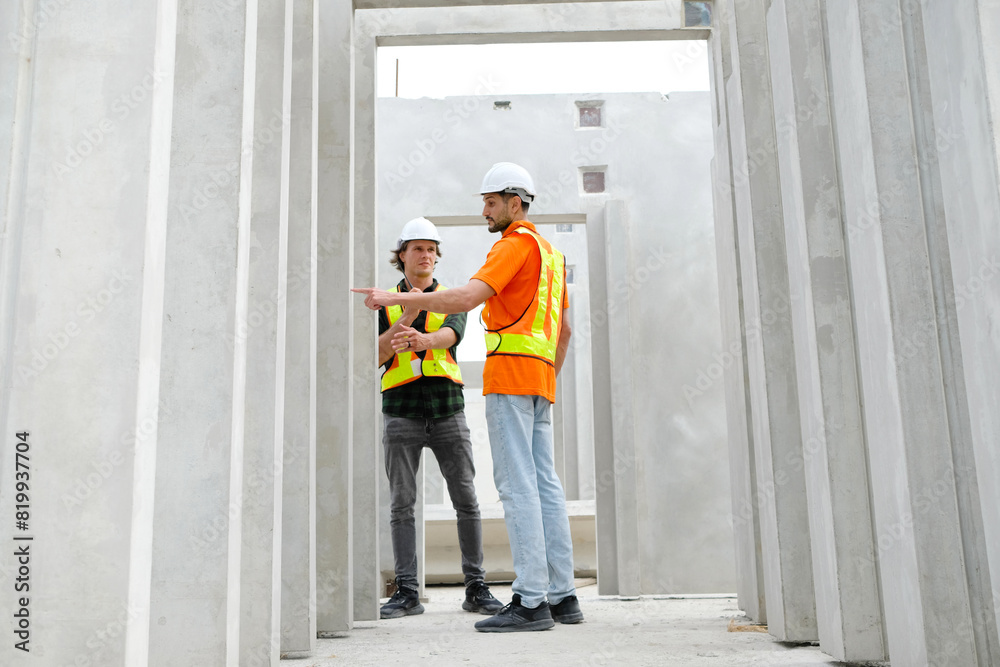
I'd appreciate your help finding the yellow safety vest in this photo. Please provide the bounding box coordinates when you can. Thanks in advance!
[483,228,565,365]
[381,284,464,391]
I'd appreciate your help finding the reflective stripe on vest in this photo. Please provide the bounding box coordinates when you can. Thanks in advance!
[483,228,565,365]
[381,284,464,391]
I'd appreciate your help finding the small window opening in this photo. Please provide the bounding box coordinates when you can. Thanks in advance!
[579,106,601,127]
[582,171,605,194]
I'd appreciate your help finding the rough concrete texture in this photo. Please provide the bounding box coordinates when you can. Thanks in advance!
[287,583,860,666]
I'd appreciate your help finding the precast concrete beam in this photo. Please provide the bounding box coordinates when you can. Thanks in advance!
[911,1,1000,661]
[141,0,264,662]
[604,200,641,598]
[237,0,292,662]
[824,1,995,663]
[316,0,355,633]
[358,1,697,47]
[587,211,620,596]
[707,0,765,623]
[765,0,884,660]
[725,0,817,642]
[352,19,381,623]
[0,2,164,664]
[279,0,319,653]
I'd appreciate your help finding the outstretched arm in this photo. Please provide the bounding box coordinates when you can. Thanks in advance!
[353,278,495,314]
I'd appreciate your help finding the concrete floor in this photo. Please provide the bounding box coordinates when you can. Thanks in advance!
[285,582,874,666]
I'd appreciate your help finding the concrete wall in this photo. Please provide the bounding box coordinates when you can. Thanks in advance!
[712,0,1000,661]
[375,91,734,594]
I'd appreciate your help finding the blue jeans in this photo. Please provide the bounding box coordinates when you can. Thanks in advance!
[485,393,576,608]
[383,412,486,589]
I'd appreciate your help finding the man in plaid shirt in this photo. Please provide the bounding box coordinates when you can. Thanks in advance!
[376,217,502,620]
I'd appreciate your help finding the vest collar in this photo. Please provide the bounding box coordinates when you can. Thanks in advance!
[501,219,535,238]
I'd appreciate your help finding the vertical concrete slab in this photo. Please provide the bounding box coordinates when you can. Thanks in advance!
[316,0,354,633]
[727,0,817,641]
[280,0,317,652]
[765,0,885,660]
[969,4,1000,632]
[141,0,257,662]
[824,1,990,663]
[708,2,766,622]
[0,0,23,234]
[911,1,1000,661]
[604,200,641,598]
[0,2,159,664]
[553,381,566,487]
[586,211,620,596]
[559,300,579,500]
[352,21,380,622]
[238,0,291,663]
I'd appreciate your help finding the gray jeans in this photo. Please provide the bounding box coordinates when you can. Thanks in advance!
[383,412,486,589]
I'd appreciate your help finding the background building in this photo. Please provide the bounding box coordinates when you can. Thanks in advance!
[374,91,731,594]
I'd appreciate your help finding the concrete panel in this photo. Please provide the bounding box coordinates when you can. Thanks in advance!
[0,3,158,664]
[914,1,1000,661]
[824,1,989,663]
[316,0,354,634]
[361,1,691,47]
[351,19,381,624]
[587,212,620,596]
[765,0,884,660]
[280,0,318,652]
[142,0,257,662]
[727,0,816,641]
[0,0,24,238]
[619,102,730,595]
[604,200,641,598]
[237,0,291,662]
[708,9,766,621]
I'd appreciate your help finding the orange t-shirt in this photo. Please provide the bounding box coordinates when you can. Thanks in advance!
[471,220,568,403]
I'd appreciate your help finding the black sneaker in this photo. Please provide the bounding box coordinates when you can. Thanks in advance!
[550,595,584,624]
[380,580,424,619]
[462,581,504,615]
[474,594,555,632]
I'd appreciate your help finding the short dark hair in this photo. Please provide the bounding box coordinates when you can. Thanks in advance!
[501,192,530,214]
[389,239,442,273]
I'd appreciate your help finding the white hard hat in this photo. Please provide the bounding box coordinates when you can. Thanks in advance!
[397,217,442,250]
[479,162,536,203]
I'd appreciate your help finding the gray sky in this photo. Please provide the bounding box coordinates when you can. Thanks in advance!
[376,41,710,98]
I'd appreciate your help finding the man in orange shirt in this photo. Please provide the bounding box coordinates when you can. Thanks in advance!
[353,163,582,632]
